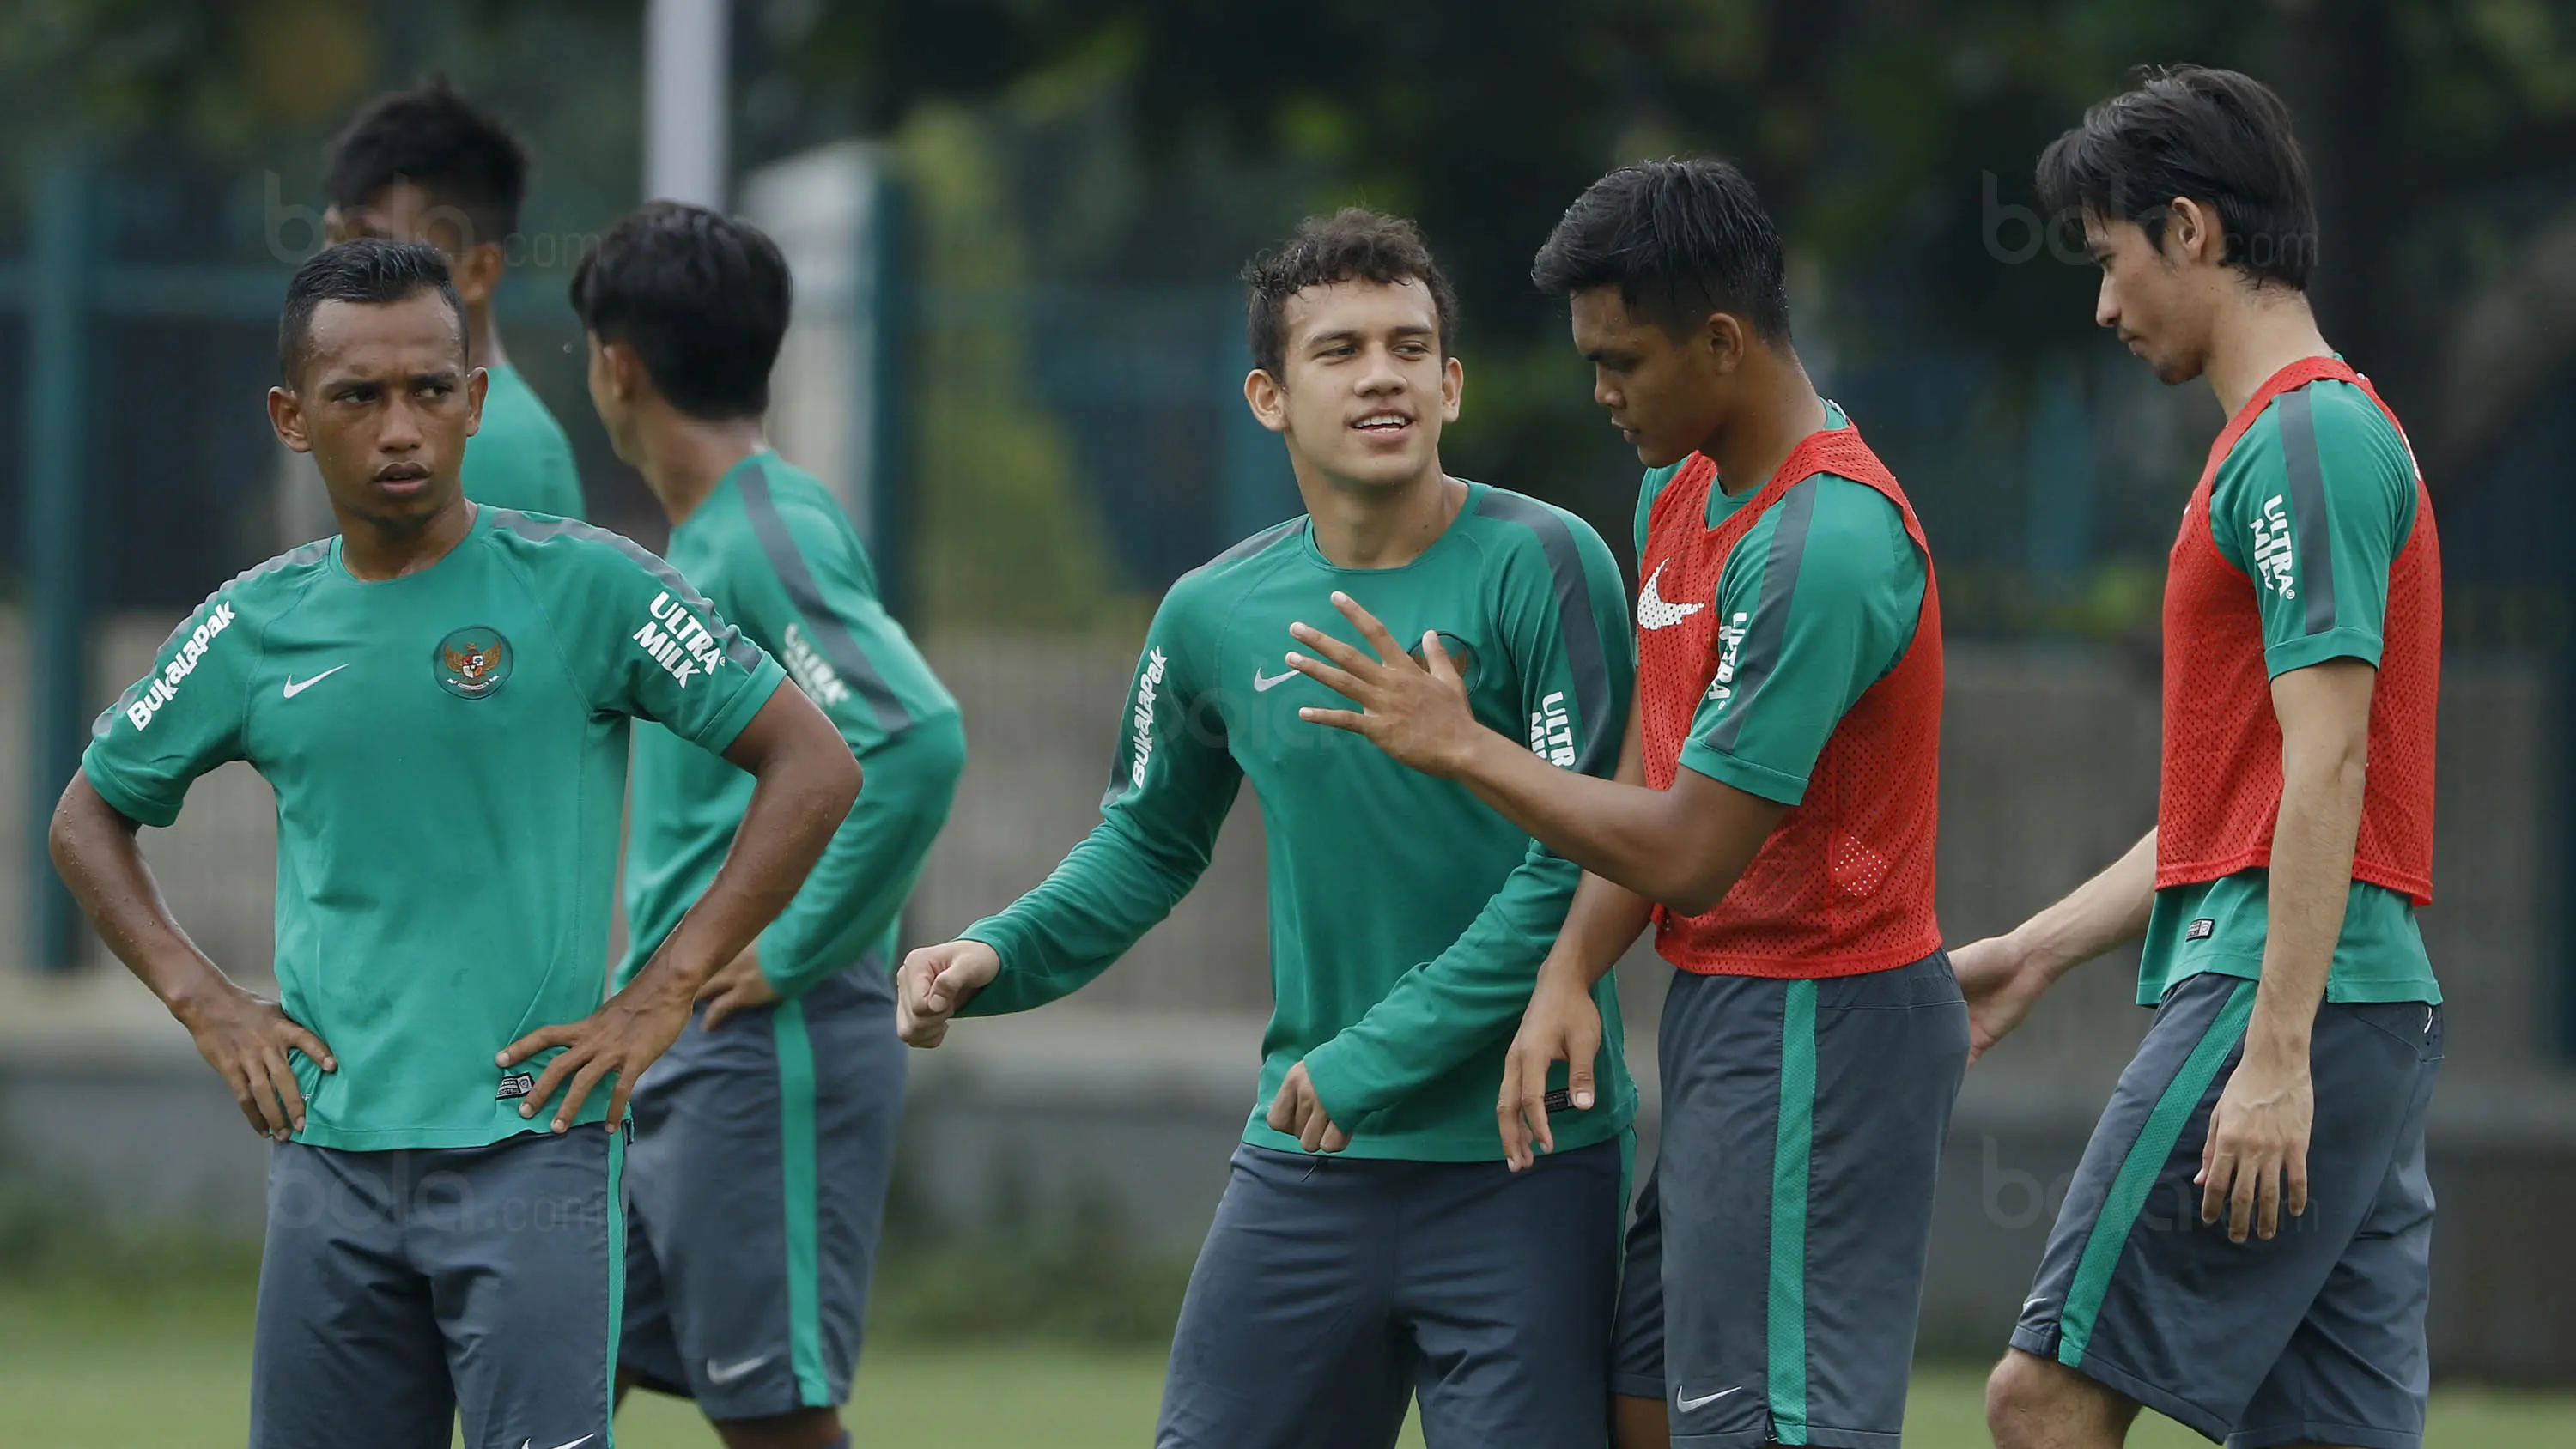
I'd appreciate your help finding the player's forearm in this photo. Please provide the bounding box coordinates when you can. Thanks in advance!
[1541,870,1656,991]
[644,700,861,1003]
[958,813,1212,1016]
[2249,735,2367,1057]
[2000,829,2159,983]
[48,775,239,1023]
[1449,727,1764,913]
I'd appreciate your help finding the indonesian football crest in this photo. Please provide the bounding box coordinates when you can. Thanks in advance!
[434,627,513,700]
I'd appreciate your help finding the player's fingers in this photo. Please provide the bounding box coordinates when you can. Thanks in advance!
[225,1062,270,1137]
[517,1044,586,1119]
[1419,631,1462,687]
[550,1056,614,1133]
[2227,1153,2262,1242]
[1321,1120,1351,1153]
[1329,592,1406,664]
[1283,650,1367,701]
[497,1023,575,1069]
[280,1022,337,1073]
[2285,1148,2311,1219]
[2255,1155,2282,1240]
[1294,706,1374,736]
[1496,1051,1534,1170]
[701,986,745,1034]
[1299,1102,1328,1154]
[258,1047,308,1137]
[1569,1016,1601,1111]
[1289,618,1380,676]
[1265,1080,1299,1135]
[603,1073,635,1135]
[2198,1149,2231,1226]
[241,1056,291,1140]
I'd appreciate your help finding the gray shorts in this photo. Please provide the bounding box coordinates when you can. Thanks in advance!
[250,1129,622,1449]
[1613,951,1970,1449]
[619,956,908,1420]
[2010,973,2441,1449]
[1157,1135,1630,1449]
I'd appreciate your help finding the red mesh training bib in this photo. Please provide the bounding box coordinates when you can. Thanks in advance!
[1635,424,1945,978]
[2158,356,2439,904]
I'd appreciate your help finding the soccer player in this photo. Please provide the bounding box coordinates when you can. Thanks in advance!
[1287,161,1968,1449]
[1963,68,2445,1449]
[324,77,586,518]
[895,209,1637,1449]
[48,239,860,1449]
[577,204,964,1449]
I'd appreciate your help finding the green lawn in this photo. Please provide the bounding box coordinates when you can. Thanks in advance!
[6,1278,2572,1447]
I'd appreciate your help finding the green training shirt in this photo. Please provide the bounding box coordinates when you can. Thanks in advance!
[1632,403,1927,805]
[618,454,961,997]
[82,507,787,1149]
[462,363,586,519]
[959,484,1638,1161]
[2137,377,2438,1007]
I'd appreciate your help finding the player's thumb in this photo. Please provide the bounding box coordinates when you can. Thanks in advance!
[1567,1016,1601,1109]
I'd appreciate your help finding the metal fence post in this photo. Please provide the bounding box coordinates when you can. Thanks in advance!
[866,175,913,621]
[22,152,90,973]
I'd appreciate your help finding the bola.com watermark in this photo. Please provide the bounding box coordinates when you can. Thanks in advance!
[1978,169,2318,276]
[260,171,601,270]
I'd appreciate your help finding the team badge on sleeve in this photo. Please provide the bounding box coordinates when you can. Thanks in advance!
[434,627,514,700]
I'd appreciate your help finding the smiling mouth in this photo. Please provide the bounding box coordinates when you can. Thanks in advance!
[1352,412,1413,435]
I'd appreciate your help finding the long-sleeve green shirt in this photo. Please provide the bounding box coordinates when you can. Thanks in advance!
[617,454,961,997]
[961,484,1638,1161]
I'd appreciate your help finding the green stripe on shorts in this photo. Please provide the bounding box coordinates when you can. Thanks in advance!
[605,1128,626,1447]
[775,997,831,1405]
[2057,979,2257,1367]
[1768,979,1817,1444]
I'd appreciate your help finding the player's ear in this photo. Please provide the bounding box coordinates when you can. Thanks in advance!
[1242,368,1289,435]
[1703,312,1748,375]
[1437,355,1463,424]
[2166,197,2215,265]
[465,365,489,440]
[269,385,313,454]
[451,240,507,306]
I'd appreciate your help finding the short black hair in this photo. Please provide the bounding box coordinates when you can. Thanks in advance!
[568,203,792,420]
[1241,209,1461,379]
[323,76,530,251]
[1531,159,1792,343]
[278,238,466,386]
[2035,65,2318,288]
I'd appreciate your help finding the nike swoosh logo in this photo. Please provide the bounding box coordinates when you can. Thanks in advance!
[1677,1385,1741,1411]
[705,1353,775,1385]
[518,1438,592,1449]
[1252,667,1300,693]
[282,664,349,699]
[1637,561,1706,630]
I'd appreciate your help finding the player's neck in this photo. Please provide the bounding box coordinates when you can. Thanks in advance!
[2201,285,2331,418]
[339,496,477,581]
[465,305,507,373]
[1698,349,1830,499]
[635,413,772,528]
[1300,464,1468,569]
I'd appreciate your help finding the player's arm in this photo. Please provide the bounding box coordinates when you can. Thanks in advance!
[1291,594,1783,912]
[700,512,958,1025]
[1498,703,1656,1167]
[1950,829,2159,1062]
[897,600,1238,1047]
[57,590,335,1141]
[501,547,859,1131]
[1283,518,1634,1152]
[2199,386,2411,1241]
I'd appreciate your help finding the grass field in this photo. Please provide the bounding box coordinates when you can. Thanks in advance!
[9,1276,2575,1447]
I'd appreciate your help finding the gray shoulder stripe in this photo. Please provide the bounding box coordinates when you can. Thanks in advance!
[94,540,333,738]
[740,463,911,735]
[489,507,766,670]
[2275,389,2339,636]
[1473,490,1617,777]
[1193,518,1304,577]
[1707,477,1818,755]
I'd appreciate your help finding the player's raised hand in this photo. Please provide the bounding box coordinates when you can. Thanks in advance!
[1951,934,2048,1064]
[896,939,1000,1048]
[1286,592,1480,777]
[1265,1060,1351,1153]
[696,941,781,1033]
[179,981,335,1142]
[497,973,695,1135]
[1498,967,1601,1171]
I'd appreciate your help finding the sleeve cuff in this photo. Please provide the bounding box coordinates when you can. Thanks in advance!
[2264,627,2384,677]
[691,661,788,753]
[951,919,1023,1017]
[81,754,182,829]
[1676,741,1809,805]
[1296,1038,1382,1125]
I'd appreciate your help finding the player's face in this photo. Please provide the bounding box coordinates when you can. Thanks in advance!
[326,182,502,306]
[1254,277,1462,488]
[2084,213,2214,385]
[1568,287,1733,470]
[270,291,483,534]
